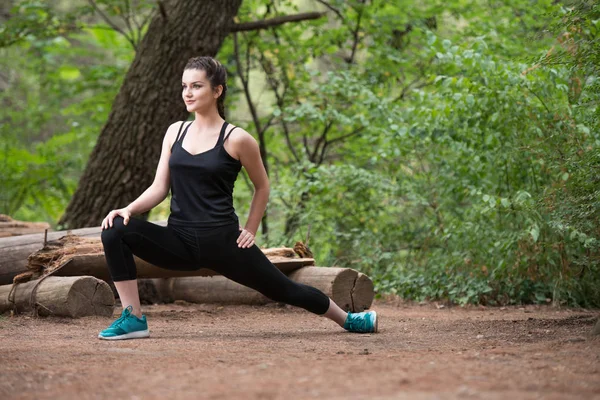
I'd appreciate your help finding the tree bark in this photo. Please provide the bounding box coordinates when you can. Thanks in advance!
[59,0,243,229]
[0,276,114,317]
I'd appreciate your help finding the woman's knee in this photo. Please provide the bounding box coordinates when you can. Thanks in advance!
[100,216,128,244]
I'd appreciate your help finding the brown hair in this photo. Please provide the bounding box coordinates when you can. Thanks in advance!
[184,56,227,119]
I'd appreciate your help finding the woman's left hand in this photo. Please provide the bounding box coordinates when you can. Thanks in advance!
[237,228,256,248]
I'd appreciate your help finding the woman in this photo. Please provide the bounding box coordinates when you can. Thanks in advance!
[98,56,377,340]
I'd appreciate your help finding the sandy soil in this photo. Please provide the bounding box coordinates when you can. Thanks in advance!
[1,298,599,400]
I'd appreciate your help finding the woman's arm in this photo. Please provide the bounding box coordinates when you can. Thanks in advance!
[102,122,180,229]
[227,128,270,247]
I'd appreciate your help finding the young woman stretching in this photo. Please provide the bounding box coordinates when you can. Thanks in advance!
[98,56,378,340]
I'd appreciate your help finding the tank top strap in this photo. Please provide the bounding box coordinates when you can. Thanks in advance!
[174,121,186,142]
[215,121,229,146]
[223,126,239,143]
[175,121,194,143]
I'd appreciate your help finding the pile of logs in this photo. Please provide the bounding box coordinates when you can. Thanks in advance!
[0,222,375,318]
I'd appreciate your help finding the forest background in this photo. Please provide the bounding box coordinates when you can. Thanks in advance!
[1,0,598,307]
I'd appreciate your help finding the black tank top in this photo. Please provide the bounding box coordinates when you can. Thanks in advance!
[168,121,242,227]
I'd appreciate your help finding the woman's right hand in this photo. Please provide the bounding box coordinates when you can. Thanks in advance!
[101,207,132,230]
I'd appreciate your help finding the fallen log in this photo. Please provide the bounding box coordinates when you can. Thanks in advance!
[141,267,374,312]
[593,318,600,336]
[287,267,375,312]
[0,223,305,284]
[0,276,114,317]
[25,235,313,282]
[0,225,109,285]
[0,214,51,238]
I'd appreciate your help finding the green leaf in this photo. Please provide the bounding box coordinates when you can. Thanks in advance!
[58,65,80,80]
[530,225,540,242]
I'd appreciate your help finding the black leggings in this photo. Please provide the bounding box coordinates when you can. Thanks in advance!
[100,217,330,315]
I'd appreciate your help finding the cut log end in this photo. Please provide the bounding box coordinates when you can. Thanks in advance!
[592,318,600,336]
[68,277,115,318]
[352,273,375,312]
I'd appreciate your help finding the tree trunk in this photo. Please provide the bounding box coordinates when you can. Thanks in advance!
[0,276,114,317]
[59,0,243,229]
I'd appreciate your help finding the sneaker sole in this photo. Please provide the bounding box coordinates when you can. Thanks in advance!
[372,311,378,333]
[98,329,150,340]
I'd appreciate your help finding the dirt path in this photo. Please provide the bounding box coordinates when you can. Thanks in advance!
[1,299,599,399]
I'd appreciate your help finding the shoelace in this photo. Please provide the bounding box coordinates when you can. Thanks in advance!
[346,313,369,331]
[108,306,133,328]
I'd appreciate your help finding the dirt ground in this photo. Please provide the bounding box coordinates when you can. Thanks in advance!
[1,298,599,400]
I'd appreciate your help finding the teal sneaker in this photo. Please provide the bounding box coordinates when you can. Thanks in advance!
[98,305,149,340]
[344,310,378,333]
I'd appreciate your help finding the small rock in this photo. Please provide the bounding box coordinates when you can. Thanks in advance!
[566,337,586,343]
[476,334,484,339]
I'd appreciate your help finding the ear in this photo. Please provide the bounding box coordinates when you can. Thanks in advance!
[214,85,223,99]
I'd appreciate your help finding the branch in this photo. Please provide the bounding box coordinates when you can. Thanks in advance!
[347,2,366,64]
[122,0,136,43]
[327,126,366,146]
[315,0,345,22]
[317,125,365,165]
[139,8,156,31]
[257,51,300,163]
[231,12,326,32]
[233,32,263,139]
[310,121,333,162]
[260,114,276,137]
[524,85,551,114]
[303,133,311,159]
[393,57,435,102]
[87,0,137,50]
[393,77,429,102]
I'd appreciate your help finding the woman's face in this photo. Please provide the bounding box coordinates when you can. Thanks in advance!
[181,68,221,114]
